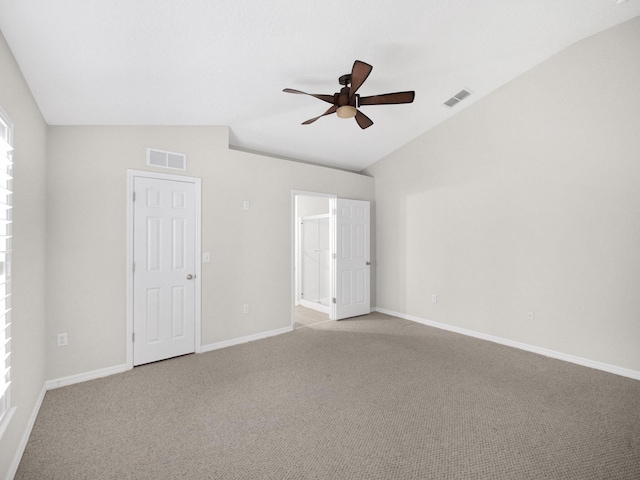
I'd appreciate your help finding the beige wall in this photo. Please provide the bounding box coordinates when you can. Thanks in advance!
[0,34,48,476]
[45,126,375,379]
[365,17,640,371]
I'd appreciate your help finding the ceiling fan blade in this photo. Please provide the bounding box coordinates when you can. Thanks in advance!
[359,91,415,106]
[348,60,373,101]
[283,88,335,104]
[354,110,374,129]
[302,105,337,125]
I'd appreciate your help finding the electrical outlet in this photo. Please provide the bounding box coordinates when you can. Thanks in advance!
[432,294,438,303]
[57,333,68,347]
[243,304,250,314]
[527,311,535,321]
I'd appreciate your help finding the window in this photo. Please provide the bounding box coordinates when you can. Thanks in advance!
[0,107,13,434]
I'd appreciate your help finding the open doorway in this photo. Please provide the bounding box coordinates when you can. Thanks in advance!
[293,193,333,329]
[291,191,371,329]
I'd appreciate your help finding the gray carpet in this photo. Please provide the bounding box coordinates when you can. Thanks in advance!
[16,312,640,479]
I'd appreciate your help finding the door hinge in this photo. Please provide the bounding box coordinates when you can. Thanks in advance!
[332,297,337,304]
[133,191,136,202]
[132,332,135,342]
[332,253,337,260]
[132,262,135,272]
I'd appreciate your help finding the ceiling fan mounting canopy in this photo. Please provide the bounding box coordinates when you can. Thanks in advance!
[338,74,352,86]
[284,60,415,129]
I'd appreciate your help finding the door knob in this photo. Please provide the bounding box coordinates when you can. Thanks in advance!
[366,262,371,266]
[186,274,194,280]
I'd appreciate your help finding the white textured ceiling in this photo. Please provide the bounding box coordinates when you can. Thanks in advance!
[1,1,639,171]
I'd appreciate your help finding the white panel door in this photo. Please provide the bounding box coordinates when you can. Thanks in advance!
[334,199,370,320]
[133,177,196,365]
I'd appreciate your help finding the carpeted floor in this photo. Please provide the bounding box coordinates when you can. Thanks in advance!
[16,312,640,479]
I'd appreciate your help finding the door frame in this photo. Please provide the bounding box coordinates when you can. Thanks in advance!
[291,190,337,326]
[126,169,202,369]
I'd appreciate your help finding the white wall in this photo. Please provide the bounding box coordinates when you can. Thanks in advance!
[0,33,48,477]
[45,126,375,380]
[365,17,640,372]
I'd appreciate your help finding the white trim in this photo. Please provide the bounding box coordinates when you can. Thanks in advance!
[126,169,202,369]
[5,385,46,480]
[0,406,15,440]
[376,307,640,381]
[7,363,129,479]
[45,364,129,391]
[200,326,293,353]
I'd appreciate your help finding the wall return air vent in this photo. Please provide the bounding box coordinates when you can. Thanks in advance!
[444,89,472,108]
[147,148,187,171]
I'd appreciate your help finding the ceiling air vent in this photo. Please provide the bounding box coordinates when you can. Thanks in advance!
[444,89,472,108]
[147,148,187,171]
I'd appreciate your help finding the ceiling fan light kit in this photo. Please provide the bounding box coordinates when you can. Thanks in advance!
[284,60,415,129]
[336,105,357,118]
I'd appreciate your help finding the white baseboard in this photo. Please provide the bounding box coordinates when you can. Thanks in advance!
[5,385,46,480]
[376,307,640,381]
[201,326,293,353]
[43,325,294,391]
[45,364,129,391]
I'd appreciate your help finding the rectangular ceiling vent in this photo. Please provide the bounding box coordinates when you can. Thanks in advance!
[444,89,473,108]
[147,148,187,171]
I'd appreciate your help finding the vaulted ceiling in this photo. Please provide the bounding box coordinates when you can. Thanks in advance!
[1,1,639,171]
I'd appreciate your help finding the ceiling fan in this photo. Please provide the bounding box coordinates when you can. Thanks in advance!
[283,60,415,129]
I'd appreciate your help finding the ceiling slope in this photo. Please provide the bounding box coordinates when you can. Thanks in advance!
[0,0,639,171]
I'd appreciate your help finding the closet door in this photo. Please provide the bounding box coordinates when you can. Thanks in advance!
[133,177,196,365]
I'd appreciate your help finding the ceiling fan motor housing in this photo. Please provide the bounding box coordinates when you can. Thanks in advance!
[335,86,358,118]
[336,86,357,107]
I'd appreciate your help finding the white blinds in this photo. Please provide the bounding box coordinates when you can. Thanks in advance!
[0,118,12,423]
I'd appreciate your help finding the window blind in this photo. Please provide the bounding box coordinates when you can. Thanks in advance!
[0,113,12,427]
